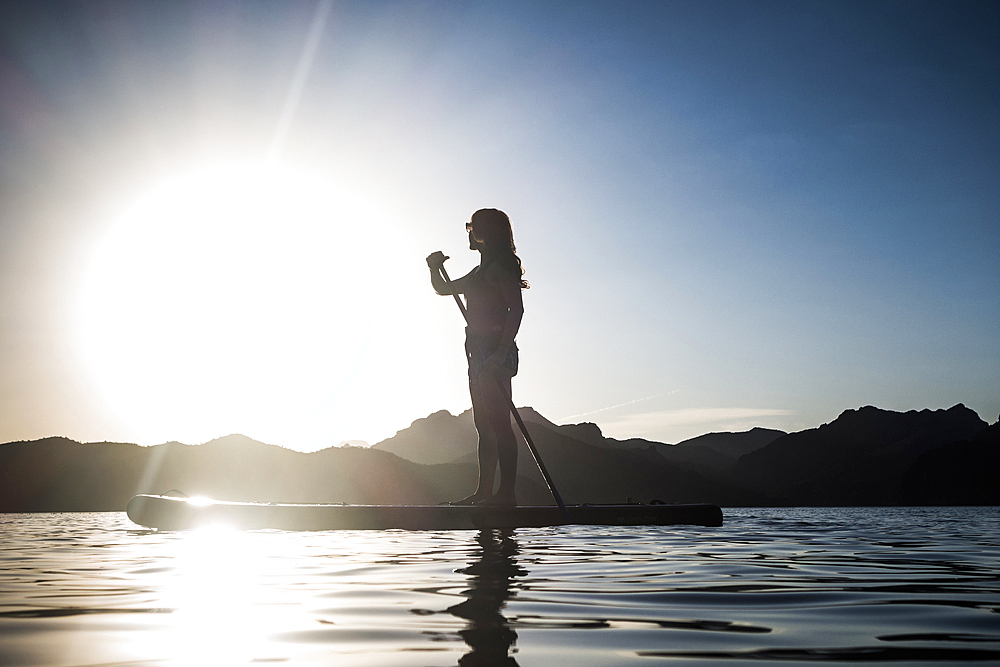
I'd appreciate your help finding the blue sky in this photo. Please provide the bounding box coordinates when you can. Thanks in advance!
[0,1,997,449]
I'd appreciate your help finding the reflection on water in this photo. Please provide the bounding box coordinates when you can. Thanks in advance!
[0,507,998,666]
[449,530,525,666]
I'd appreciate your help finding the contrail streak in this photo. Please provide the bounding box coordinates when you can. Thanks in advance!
[558,392,673,422]
[267,0,333,161]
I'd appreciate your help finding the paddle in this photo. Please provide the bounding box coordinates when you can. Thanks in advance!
[437,263,572,522]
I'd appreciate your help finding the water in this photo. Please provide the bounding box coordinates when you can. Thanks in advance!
[1,507,997,666]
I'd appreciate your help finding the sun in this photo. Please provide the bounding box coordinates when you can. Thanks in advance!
[75,161,412,448]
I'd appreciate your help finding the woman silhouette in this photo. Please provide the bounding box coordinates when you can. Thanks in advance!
[427,208,528,506]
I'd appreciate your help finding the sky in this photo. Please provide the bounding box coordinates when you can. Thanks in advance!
[1,0,997,451]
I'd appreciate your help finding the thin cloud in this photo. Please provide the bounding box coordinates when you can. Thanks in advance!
[558,392,673,422]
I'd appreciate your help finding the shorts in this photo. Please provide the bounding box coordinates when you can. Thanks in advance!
[466,333,518,378]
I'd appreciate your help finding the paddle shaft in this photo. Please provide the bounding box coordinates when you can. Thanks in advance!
[438,264,571,520]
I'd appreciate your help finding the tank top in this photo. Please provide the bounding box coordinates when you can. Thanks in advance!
[464,259,511,350]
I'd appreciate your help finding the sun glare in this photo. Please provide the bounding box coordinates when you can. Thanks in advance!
[75,161,426,448]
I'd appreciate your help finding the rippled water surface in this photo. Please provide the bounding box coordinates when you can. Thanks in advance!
[1,507,998,666]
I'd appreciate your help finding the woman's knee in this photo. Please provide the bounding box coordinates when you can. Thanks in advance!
[484,407,512,436]
[473,414,495,438]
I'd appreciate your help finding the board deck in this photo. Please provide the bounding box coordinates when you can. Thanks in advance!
[126,494,723,531]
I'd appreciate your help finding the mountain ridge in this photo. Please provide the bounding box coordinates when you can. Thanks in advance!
[1,404,995,511]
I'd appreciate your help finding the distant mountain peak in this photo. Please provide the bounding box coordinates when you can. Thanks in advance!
[517,407,560,428]
[837,403,972,420]
[190,433,300,453]
[672,427,786,461]
[200,433,264,445]
[734,403,989,504]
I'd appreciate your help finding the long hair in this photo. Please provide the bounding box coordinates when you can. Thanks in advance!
[469,208,529,289]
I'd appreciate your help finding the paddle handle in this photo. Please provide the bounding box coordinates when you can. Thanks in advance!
[438,264,571,522]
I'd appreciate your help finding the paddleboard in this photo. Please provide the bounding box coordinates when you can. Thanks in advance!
[126,494,723,531]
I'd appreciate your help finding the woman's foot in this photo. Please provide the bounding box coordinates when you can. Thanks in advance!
[449,492,490,506]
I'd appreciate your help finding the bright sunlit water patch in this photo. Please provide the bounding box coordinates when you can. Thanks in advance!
[138,527,274,666]
[0,508,997,666]
[74,161,439,449]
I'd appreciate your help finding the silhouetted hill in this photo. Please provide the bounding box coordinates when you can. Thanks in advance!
[597,429,786,477]
[0,434,495,511]
[0,437,148,512]
[519,409,610,449]
[505,420,758,506]
[373,406,602,462]
[374,409,478,464]
[899,420,1000,505]
[516,415,785,481]
[675,428,786,460]
[731,404,989,505]
[376,408,784,474]
[1,404,993,512]
[371,407,757,504]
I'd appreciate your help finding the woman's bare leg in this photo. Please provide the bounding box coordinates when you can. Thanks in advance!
[452,375,498,504]
[478,371,517,505]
